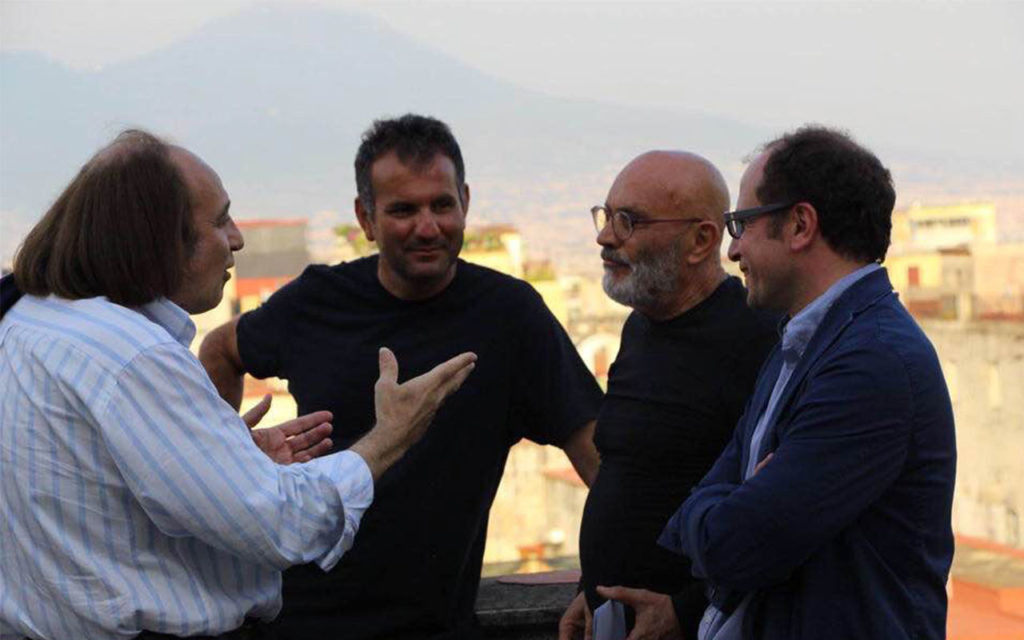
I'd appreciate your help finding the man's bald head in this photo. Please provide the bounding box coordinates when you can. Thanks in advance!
[611,150,730,232]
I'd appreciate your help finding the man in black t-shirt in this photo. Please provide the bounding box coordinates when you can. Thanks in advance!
[559,151,778,640]
[200,114,602,639]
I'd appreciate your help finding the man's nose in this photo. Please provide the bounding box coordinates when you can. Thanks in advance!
[228,219,244,251]
[726,236,740,262]
[414,211,441,238]
[596,219,619,248]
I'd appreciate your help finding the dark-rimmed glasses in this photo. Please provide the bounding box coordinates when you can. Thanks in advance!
[723,202,797,239]
[591,205,703,241]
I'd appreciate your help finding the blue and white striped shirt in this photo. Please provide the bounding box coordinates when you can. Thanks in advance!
[0,295,373,640]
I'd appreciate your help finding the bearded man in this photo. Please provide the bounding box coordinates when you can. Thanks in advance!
[559,151,778,640]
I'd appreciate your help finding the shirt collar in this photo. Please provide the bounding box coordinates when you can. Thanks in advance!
[134,298,196,348]
[781,263,881,361]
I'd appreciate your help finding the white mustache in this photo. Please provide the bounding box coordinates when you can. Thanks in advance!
[600,248,630,266]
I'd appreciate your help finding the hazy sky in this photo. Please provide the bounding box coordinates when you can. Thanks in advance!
[3,0,1022,265]
[3,0,1022,158]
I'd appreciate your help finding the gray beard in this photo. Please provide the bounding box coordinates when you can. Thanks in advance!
[601,241,682,312]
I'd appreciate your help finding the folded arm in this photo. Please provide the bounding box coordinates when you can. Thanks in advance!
[665,344,914,592]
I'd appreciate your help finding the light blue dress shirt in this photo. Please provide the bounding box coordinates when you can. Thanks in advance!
[0,295,374,640]
[699,263,881,640]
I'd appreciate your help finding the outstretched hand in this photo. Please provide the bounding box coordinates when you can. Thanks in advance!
[352,347,476,480]
[558,591,592,640]
[595,586,682,640]
[243,393,334,464]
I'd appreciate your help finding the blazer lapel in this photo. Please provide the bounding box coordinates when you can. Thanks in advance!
[740,344,785,475]
[764,269,896,449]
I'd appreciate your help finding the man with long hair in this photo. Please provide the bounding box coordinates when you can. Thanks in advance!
[0,130,476,639]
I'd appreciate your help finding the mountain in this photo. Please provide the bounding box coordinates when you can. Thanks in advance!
[1,6,753,214]
[2,4,1019,266]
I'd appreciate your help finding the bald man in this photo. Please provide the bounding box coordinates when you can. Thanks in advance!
[559,152,778,640]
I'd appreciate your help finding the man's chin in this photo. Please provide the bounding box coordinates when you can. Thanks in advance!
[602,274,636,306]
[401,260,457,284]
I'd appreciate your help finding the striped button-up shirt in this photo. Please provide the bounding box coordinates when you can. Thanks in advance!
[0,295,373,640]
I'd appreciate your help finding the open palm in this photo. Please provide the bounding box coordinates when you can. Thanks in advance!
[242,394,334,464]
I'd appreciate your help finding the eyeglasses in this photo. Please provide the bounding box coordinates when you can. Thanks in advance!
[723,202,797,239]
[591,205,704,241]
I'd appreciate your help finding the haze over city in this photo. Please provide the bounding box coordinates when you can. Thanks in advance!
[2,3,1024,637]
[2,0,1022,269]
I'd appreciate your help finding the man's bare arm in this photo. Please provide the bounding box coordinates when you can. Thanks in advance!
[199,316,245,410]
[562,420,599,487]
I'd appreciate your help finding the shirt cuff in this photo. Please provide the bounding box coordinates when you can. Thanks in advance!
[315,450,374,571]
[671,582,708,640]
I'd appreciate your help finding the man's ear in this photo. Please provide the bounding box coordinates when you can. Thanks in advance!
[687,221,722,265]
[789,202,818,252]
[460,183,471,219]
[355,197,375,242]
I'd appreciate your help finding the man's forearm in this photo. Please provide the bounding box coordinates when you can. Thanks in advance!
[198,319,246,410]
[563,420,599,487]
[349,429,403,482]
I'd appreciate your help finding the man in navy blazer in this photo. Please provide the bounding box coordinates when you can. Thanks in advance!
[659,126,956,640]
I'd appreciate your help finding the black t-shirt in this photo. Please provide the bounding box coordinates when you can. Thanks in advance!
[236,256,602,639]
[579,276,778,634]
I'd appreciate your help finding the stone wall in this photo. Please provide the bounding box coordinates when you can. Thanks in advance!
[923,319,1024,548]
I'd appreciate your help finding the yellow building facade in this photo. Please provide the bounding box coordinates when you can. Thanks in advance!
[891,202,997,250]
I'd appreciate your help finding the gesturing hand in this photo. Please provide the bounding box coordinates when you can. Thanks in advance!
[243,393,334,464]
[558,591,593,640]
[352,348,476,480]
[595,586,683,640]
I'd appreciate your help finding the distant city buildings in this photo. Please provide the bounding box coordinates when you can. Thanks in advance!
[463,225,524,279]
[887,202,1024,321]
[882,202,1024,555]
[234,219,310,313]
[892,202,998,250]
[192,203,1023,575]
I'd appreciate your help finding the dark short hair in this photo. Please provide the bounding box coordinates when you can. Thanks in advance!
[757,125,895,263]
[13,129,196,306]
[354,114,466,214]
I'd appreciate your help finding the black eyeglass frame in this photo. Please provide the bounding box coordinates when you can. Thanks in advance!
[591,205,704,241]
[723,201,798,239]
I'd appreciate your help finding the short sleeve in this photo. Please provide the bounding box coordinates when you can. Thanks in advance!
[510,284,603,445]
[236,271,308,379]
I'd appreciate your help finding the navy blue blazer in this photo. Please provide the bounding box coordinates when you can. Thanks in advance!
[660,268,956,639]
